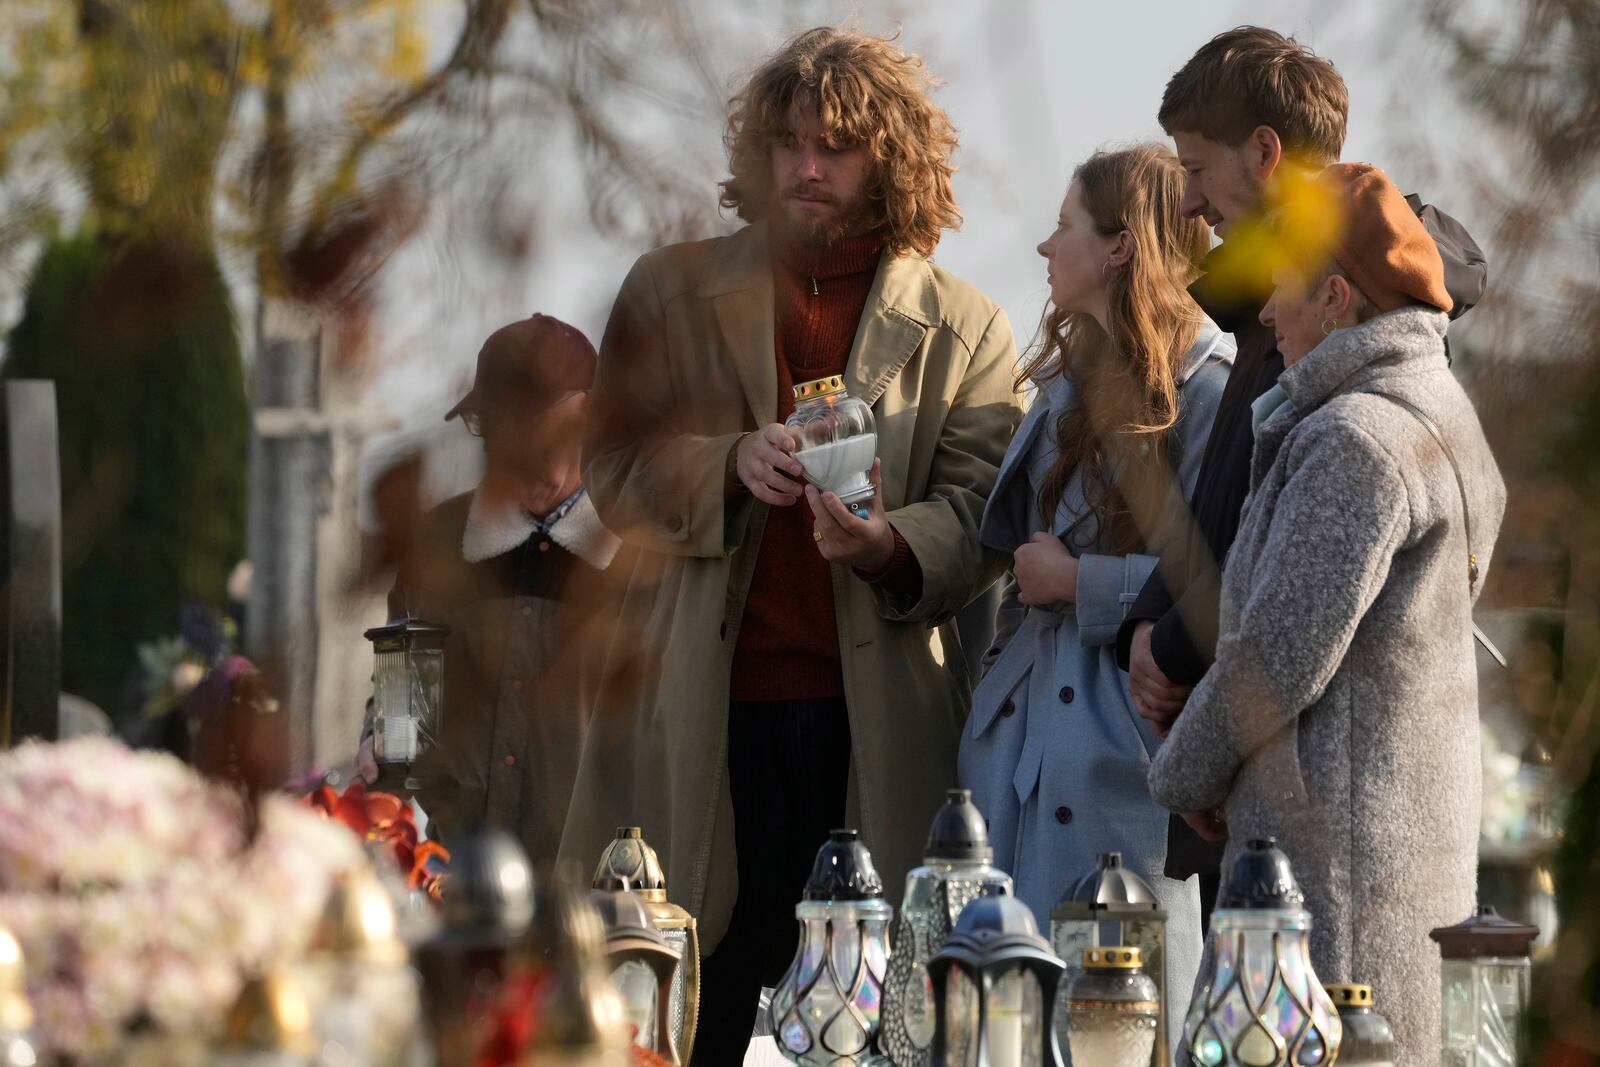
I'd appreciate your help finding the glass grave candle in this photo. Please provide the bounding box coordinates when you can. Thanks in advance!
[786,376,878,518]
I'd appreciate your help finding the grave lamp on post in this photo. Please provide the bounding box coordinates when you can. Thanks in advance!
[363,617,449,792]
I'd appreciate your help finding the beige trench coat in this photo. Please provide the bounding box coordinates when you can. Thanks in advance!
[558,222,1023,954]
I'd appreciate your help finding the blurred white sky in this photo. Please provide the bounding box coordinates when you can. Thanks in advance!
[360,0,1498,503]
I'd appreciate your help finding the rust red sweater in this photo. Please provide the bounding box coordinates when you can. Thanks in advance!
[730,230,920,702]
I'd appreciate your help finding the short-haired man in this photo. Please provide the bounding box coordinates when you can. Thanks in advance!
[559,27,1022,1062]
[1116,16,1488,1035]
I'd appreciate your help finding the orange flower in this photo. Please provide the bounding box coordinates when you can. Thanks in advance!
[303,781,449,894]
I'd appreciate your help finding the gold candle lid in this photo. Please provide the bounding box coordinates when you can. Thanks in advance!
[221,971,314,1055]
[0,927,34,1032]
[1324,983,1375,1006]
[1083,946,1144,969]
[793,375,846,401]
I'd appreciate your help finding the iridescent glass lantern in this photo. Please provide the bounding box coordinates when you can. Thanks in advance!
[591,826,700,1060]
[589,890,683,1064]
[364,617,450,791]
[1323,984,1395,1067]
[880,788,1014,1067]
[1428,907,1538,1067]
[0,927,37,1067]
[928,893,1065,1067]
[1180,839,1341,1067]
[787,376,878,518]
[770,829,894,1063]
[1064,947,1159,1067]
[1049,852,1167,1064]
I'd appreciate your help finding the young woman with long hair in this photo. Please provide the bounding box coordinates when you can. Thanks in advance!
[958,144,1233,1045]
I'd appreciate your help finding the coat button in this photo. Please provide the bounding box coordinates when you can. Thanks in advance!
[1055,806,1073,825]
[538,540,551,553]
[999,700,1016,718]
[666,514,683,533]
[503,754,516,766]
[1059,686,1075,704]
[521,605,533,617]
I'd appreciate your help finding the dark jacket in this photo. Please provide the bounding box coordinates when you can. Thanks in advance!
[1115,196,1488,878]
[370,488,621,863]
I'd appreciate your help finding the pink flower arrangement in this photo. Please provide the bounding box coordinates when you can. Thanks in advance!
[0,737,363,1059]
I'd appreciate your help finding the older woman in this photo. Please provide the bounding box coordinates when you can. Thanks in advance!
[1147,163,1506,1066]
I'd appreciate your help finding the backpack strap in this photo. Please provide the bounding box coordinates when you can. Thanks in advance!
[1370,390,1506,667]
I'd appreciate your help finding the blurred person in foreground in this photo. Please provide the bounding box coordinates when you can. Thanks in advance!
[356,314,621,864]
[1147,163,1506,1066]
[1114,25,1491,915]
[558,27,1022,1062]
[956,144,1234,1049]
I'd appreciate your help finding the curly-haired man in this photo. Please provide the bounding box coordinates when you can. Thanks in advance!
[558,27,1022,1060]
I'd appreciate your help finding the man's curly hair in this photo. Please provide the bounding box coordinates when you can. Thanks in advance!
[719,27,961,258]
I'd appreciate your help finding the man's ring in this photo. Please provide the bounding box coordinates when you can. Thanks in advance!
[813,530,824,543]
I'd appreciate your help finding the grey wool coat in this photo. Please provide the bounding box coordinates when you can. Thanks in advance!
[959,320,1234,1046]
[1147,307,1506,1067]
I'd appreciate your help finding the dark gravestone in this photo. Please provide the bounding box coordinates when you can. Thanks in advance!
[0,380,62,743]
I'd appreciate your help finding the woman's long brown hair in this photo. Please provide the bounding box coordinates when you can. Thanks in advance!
[1020,145,1210,554]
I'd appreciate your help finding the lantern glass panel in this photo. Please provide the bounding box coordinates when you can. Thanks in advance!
[373,644,444,764]
[986,965,1043,1067]
[1440,957,1528,1067]
[942,965,981,1067]
[611,959,659,1051]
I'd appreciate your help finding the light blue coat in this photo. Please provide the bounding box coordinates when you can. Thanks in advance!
[957,321,1233,1039]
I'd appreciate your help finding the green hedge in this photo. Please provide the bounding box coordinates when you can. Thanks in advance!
[3,232,249,712]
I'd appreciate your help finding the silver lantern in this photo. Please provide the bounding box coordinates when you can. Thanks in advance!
[880,788,1013,1067]
[929,894,1065,1067]
[769,829,894,1064]
[364,617,449,791]
[1049,852,1167,1065]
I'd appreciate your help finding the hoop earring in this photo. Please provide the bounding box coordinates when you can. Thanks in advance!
[1101,260,1114,280]
[1321,318,1337,336]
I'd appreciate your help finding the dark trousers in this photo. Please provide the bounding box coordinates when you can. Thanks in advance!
[691,698,852,1066]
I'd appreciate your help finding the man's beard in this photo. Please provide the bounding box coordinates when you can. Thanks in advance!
[775,185,877,248]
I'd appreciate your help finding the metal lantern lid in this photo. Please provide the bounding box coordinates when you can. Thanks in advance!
[363,616,450,651]
[802,829,885,901]
[935,894,1061,972]
[589,890,680,962]
[0,926,33,1032]
[592,826,669,900]
[221,971,315,1056]
[1428,906,1540,959]
[311,868,408,965]
[1324,984,1375,1008]
[1217,837,1306,910]
[925,788,993,863]
[434,831,535,947]
[1054,851,1164,919]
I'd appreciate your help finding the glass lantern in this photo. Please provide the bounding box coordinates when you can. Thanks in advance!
[1323,985,1395,1067]
[1428,907,1538,1067]
[769,829,894,1064]
[518,871,632,1067]
[881,788,1014,1067]
[1049,852,1167,1065]
[786,375,878,518]
[591,826,700,1061]
[1065,947,1159,1067]
[0,926,37,1067]
[364,616,450,791]
[589,890,683,1064]
[299,868,422,1067]
[1181,839,1341,1067]
[928,893,1065,1067]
